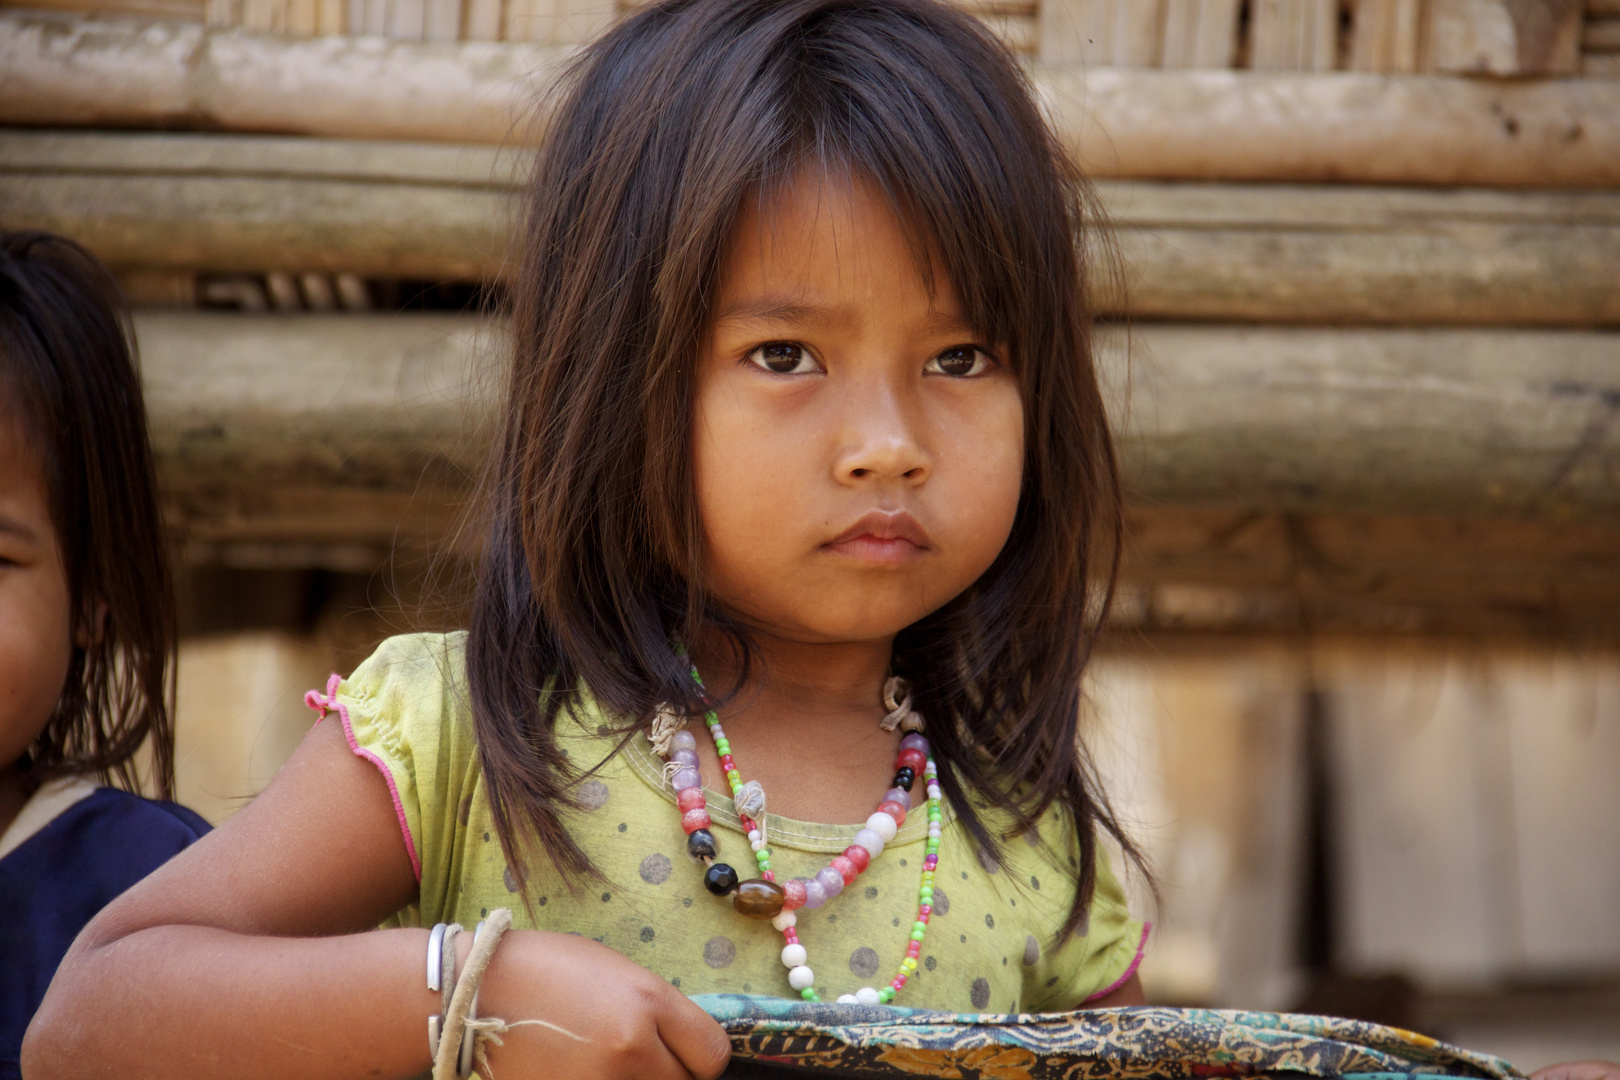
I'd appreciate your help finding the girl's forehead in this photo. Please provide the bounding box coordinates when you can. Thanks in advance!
[714,171,955,318]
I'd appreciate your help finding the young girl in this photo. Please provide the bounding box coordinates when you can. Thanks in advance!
[0,231,209,1078]
[29,2,1148,1076]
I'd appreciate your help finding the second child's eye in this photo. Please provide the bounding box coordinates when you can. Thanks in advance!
[746,342,818,375]
[926,346,991,377]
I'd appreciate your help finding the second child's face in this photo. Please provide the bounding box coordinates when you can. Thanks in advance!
[0,419,73,772]
[693,174,1024,645]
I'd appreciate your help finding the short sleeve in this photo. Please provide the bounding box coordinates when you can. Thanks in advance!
[1024,842,1149,1012]
[311,632,474,916]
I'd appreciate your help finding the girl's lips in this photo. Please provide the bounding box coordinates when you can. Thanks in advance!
[823,510,933,563]
[825,534,928,564]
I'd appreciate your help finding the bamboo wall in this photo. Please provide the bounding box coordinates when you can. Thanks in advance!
[3,0,1619,1044]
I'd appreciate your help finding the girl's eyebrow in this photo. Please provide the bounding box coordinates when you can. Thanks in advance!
[0,512,39,543]
[713,296,834,326]
[714,297,975,338]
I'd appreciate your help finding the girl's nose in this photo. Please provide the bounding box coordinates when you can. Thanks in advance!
[833,382,931,485]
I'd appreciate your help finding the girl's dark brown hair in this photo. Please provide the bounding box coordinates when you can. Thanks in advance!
[471,0,1138,938]
[0,230,177,799]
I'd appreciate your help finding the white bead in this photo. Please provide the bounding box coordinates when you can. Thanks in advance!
[836,994,860,1004]
[771,910,797,932]
[854,987,881,1006]
[853,828,885,859]
[751,839,765,851]
[928,826,941,839]
[788,965,815,991]
[747,830,761,843]
[865,812,898,843]
[781,943,808,969]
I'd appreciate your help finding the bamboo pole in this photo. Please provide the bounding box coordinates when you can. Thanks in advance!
[134,314,1620,526]
[11,131,1619,324]
[5,10,1620,186]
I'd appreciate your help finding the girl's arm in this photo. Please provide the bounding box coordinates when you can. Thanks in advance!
[23,718,730,1080]
[1085,973,1145,1008]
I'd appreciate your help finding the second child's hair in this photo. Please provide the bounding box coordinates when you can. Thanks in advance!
[470,0,1136,938]
[0,231,177,799]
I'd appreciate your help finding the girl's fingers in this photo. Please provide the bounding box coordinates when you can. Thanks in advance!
[655,989,733,1080]
[1530,1063,1620,1080]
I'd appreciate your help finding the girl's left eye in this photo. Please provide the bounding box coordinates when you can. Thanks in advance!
[746,342,819,375]
[926,346,992,378]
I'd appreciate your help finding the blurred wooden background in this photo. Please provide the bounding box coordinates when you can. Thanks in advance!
[3,0,1618,1063]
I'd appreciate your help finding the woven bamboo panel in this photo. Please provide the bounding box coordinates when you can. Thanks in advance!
[4,0,1615,76]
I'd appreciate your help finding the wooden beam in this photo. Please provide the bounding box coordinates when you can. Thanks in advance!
[1037,65,1620,187]
[1106,323,1620,522]
[0,10,569,144]
[9,131,1619,325]
[135,314,1620,528]
[5,11,1620,186]
[1114,507,1620,637]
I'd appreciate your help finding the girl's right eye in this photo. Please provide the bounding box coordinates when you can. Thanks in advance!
[746,342,818,375]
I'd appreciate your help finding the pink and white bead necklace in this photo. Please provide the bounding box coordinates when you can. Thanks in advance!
[656,672,944,1005]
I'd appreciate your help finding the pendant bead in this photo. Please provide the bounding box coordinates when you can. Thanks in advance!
[733,878,786,918]
[686,828,717,859]
[681,808,712,833]
[895,746,928,774]
[864,812,899,843]
[703,862,740,896]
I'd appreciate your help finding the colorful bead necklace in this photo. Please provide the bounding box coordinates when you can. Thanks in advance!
[658,676,944,1005]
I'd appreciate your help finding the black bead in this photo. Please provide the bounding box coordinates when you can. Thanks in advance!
[703,862,740,896]
[893,768,915,791]
[686,829,717,860]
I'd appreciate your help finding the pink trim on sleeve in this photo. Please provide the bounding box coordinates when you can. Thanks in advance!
[305,673,423,882]
[1082,921,1152,1004]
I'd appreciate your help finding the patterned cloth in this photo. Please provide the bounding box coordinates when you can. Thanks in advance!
[696,995,1524,1080]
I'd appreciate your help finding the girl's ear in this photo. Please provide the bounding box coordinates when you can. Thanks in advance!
[75,597,109,650]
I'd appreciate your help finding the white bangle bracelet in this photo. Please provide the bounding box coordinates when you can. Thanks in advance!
[427,923,462,1061]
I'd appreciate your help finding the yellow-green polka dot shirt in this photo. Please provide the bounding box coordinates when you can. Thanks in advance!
[319,632,1148,1013]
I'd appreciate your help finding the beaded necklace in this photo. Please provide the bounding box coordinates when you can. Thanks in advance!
[657,676,944,1005]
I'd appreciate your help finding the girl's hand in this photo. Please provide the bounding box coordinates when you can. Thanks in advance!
[477,929,730,1080]
[1531,1063,1620,1080]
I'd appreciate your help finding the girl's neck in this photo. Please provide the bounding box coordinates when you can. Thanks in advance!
[685,631,912,824]
[692,631,894,715]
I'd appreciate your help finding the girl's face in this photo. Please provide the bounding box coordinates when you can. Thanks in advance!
[693,173,1024,645]
[0,419,73,772]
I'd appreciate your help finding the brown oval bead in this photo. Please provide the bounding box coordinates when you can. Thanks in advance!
[732,878,786,919]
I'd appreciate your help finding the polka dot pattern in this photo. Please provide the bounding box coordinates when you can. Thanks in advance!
[703,936,736,969]
[639,852,672,884]
[340,632,1147,1014]
[848,947,880,978]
